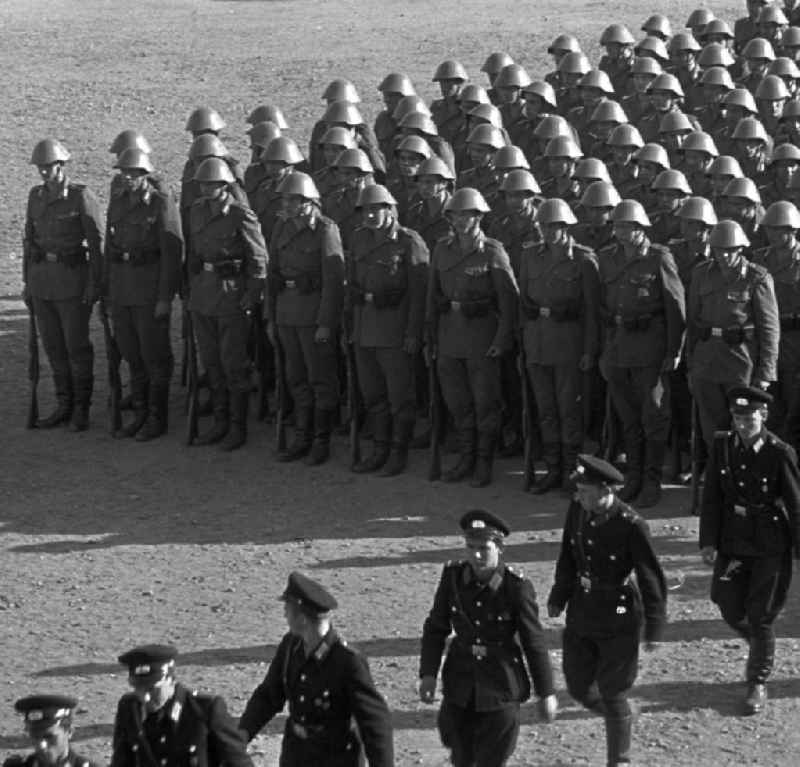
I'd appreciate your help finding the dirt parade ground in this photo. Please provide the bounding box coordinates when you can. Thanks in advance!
[1,0,800,764]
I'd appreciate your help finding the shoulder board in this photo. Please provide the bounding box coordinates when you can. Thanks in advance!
[648,242,670,256]
[316,213,338,229]
[745,260,769,279]
[714,430,732,441]
[615,500,640,521]
[68,182,87,192]
[505,564,524,579]
[598,243,617,257]
[436,233,455,246]
[444,559,466,569]
[573,243,595,256]
[483,236,504,252]
[667,237,686,247]
[398,225,424,244]
[692,258,713,273]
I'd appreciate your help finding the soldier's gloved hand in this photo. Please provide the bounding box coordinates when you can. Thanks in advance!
[701,546,716,566]
[578,353,594,372]
[547,602,562,618]
[537,693,558,723]
[485,345,502,358]
[661,355,680,372]
[154,300,171,319]
[315,326,331,344]
[403,336,420,355]
[419,675,436,703]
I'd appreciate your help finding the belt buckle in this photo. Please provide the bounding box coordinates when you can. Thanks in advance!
[203,262,214,272]
[45,252,58,263]
[733,504,748,517]
[291,722,308,740]
[471,644,487,659]
[540,306,551,318]
[285,279,296,289]
[121,252,131,262]
[711,327,723,337]
[451,300,461,312]
[365,292,374,303]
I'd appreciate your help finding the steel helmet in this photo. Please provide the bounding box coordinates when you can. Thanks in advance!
[333,148,373,173]
[677,196,719,225]
[573,158,612,183]
[669,32,702,54]
[758,6,789,26]
[723,88,758,114]
[323,101,364,126]
[538,198,579,225]
[378,72,416,96]
[494,145,530,170]
[708,155,744,177]
[579,70,615,94]
[246,104,290,129]
[494,64,532,90]
[433,60,468,82]
[768,57,800,79]
[589,99,628,124]
[780,99,800,120]
[642,14,672,39]
[395,135,432,158]
[633,143,670,168]
[731,117,770,143]
[742,37,776,62]
[109,130,152,156]
[722,177,762,204]
[686,9,715,28]
[276,171,320,200]
[465,104,502,130]
[458,84,491,105]
[600,24,635,46]
[697,43,736,69]
[700,66,734,89]
[783,26,800,48]
[416,156,455,181]
[769,143,800,164]
[631,56,663,77]
[444,187,490,213]
[548,34,581,54]
[189,134,227,161]
[580,181,622,208]
[262,136,304,165]
[185,107,225,134]
[499,169,541,195]
[392,95,432,121]
[399,111,439,135]
[193,157,234,184]
[544,135,582,159]
[557,51,592,75]
[481,52,515,75]
[114,148,154,174]
[466,124,506,149]
[702,19,735,40]
[319,125,356,149]
[709,219,750,248]
[521,80,558,110]
[682,131,719,156]
[762,200,800,228]
[649,72,685,98]
[611,199,652,226]
[248,121,282,149]
[608,123,645,148]
[533,114,572,140]
[322,79,360,103]
[658,111,694,134]
[755,74,790,100]
[652,169,692,194]
[356,184,398,208]
[635,36,670,63]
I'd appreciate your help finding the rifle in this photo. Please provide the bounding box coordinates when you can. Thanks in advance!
[689,399,701,516]
[180,307,189,388]
[98,300,122,435]
[184,305,199,446]
[519,346,534,492]
[26,306,39,429]
[273,328,287,453]
[427,346,442,481]
[600,388,618,462]
[344,329,361,468]
[252,303,271,422]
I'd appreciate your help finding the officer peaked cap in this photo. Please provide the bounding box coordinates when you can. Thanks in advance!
[281,571,338,615]
[572,454,625,485]
[118,644,178,679]
[14,695,77,729]
[727,385,772,414]
[460,509,510,540]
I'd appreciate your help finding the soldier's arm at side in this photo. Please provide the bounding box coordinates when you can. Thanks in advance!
[419,565,453,679]
[751,270,780,385]
[206,695,254,767]
[685,262,704,363]
[79,187,105,299]
[629,518,668,643]
[424,243,442,346]
[404,229,430,345]
[659,247,687,363]
[515,576,556,698]
[547,505,578,613]
[110,695,136,767]
[237,636,290,741]
[489,244,520,352]
[157,192,185,304]
[699,434,725,552]
[316,219,345,330]
[580,252,601,361]
[237,204,268,304]
[776,442,800,559]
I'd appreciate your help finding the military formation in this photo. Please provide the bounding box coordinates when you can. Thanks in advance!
[14,2,800,766]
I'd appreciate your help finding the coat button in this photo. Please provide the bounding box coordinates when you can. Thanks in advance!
[300,674,306,682]
[475,620,480,625]
[476,601,482,607]
[299,695,305,702]
[586,539,593,545]
[161,760,167,766]
[160,736,166,744]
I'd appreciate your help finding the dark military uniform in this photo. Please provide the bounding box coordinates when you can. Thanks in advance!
[637,106,700,143]
[572,221,615,251]
[687,257,780,447]
[104,180,183,436]
[402,193,453,253]
[734,17,760,55]
[309,122,385,180]
[23,176,103,427]
[598,55,634,97]
[251,175,286,246]
[350,219,429,466]
[649,209,683,246]
[538,175,580,206]
[4,751,94,767]
[323,182,373,253]
[431,97,464,144]
[420,557,555,766]
[374,109,397,161]
[456,166,499,200]
[244,162,268,199]
[700,420,800,702]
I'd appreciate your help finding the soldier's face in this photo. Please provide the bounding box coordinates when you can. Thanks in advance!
[680,219,712,243]
[282,194,314,219]
[657,189,686,212]
[774,160,798,185]
[383,92,402,113]
[562,72,583,89]
[574,482,609,511]
[264,160,291,180]
[119,168,148,192]
[585,205,613,225]
[439,79,462,99]
[711,173,735,195]
[712,246,744,270]
[465,538,501,574]
[613,221,646,247]
[760,23,785,46]
[495,85,520,105]
[673,51,696,70]
[633,74,656,94]
[727,198,757,221]
[129,670,176,714]
[362,203,392,229]
[637,161,659,184]
[542,221,570,245]
[459,99,480,115]
[338,168,367,189]
[748,0,767,19]
[765,224,798,247]
[759,98,787,119]
[684,150,712,171]
[28,723,71,766]
[523,94,543,119]
[703,84,729,105]
[748,58,770,78]
[732,408,766,439]
[417,175,447,199]
[580,86,604,109]
[784,45,800,63]
[198,181,226,200]
[591,120,616,140]
[650,91,673,112]
[468,144,495,168]
[323,144,347,166]
[605,42,632,61]
[397,150,425,177]
[449,210,482,236]
[504,190,533,213]
[547,157,573,178]
[610,146,635,165]
[37,162,63,185]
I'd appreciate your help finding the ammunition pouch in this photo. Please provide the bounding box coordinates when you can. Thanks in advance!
[699,324,754,345]
[203,260,243,278]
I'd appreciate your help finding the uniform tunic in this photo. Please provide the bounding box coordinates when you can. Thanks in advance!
[3,751,96,767]
[401,194,452,253]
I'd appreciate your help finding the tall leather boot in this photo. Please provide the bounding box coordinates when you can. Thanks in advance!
[278,407,313,461]
[194,386,229,445]
[744,631,774,715]
[136,385,168,441]
[605,715,633,766]
[353,411,391,473]
[306,409,333,465]
[637,440,667,508]
[471,431,497,487]
[382,417,414,476]
[38,374,73,428]
[534,443,562,494]
[68,376,93,432]
[617,434,644,502]
[442,428,476,482]
[118,381,148,438]
[220,391,249,451]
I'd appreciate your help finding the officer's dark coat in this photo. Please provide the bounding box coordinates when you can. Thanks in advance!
[3,751,96,767]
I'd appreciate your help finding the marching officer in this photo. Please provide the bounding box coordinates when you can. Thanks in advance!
[103,149,183,441]
[700,386,800,715]
[4,696,96,767]
[419,510,557,767]
[23,139,103,432]
[348,184,429,475]
[239,572,394,766]
[268,172,344,465]
[426,188,519,487]
[111,644,252,767]
[187,158,267,451]
[548,454,667,767]
[598,200,686,508]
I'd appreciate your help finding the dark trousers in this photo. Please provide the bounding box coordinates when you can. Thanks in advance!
[355,346,415,421]
[193,311,250,394]
[278,724,360,767]
[770,370,800,450]
[32,296,93,403]
[113,303,173,394]
[693,377,733,450]
[437,700,519,767]
[278,325,339,411]
[437,355,502,435]
[605,364,670,444]
[711,552,793,684]
[528,362,582,446]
